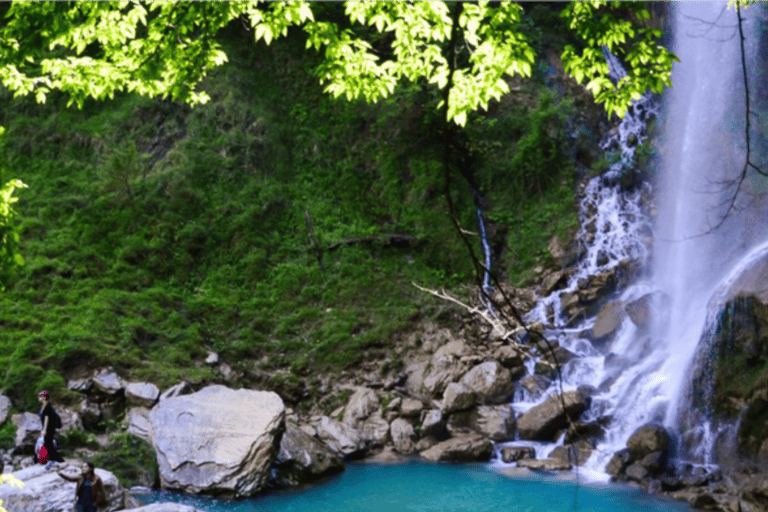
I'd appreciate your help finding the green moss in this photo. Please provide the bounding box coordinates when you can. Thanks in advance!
[91,428,159,488]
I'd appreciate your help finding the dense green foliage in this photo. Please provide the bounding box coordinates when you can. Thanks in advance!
[0,18,588,413]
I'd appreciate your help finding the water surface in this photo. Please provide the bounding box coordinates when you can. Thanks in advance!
[135,462,691,512]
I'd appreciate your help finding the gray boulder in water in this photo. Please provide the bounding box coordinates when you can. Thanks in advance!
[149,385,284,497]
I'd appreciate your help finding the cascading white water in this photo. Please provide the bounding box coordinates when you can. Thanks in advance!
[499,1,768,479]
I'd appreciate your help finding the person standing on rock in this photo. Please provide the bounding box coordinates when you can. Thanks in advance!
[38,389,64,469]
[57,461,105,512]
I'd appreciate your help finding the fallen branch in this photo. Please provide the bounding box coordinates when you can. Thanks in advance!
[411,282,518,341]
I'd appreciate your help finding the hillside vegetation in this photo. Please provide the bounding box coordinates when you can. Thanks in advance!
[0,14,594,418]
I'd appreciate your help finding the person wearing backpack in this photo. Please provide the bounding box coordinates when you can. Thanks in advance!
[38,389,64,469]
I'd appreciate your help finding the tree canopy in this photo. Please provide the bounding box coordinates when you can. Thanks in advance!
[0,1,676,121]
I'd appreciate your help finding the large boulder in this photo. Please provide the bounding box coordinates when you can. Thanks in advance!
[125,382,160,408]
[419,435,493,462]
[590,301,626,343]
[626,423,669,459]
[0,462,123,512]
[516,390,592,441]
[316,416,365,458]
[272,422,344,487]
[149,385,284,497]
[459,361,514,405]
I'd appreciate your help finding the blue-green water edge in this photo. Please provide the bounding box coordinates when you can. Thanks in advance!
[134,462,692,512]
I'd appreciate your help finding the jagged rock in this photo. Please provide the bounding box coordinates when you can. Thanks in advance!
[516,391,592,441]
[79,399,102,431]
[0,463,122,512]
[126,407,152,444]
[541,346,577,367]
[0,394,11,425]
[516,458,572,471]
[67,378,92,393]
[159,382,191,402]
[419,435,493,462]
[446,405,515,441]
[501,446,535,463]
[125,382,160,408]
[149,385,284,497]
[390,418,416,454]
[400,398,423,418]
[626,423,669,459]
[541,269,570,296]
[12,413,41,449]
[441,382,477,414]
[624,462,649,482]
[459,361,513,405]
[423,357,464,396]
[342,388,378,427]
[317,416,365,458]
[402,361,428,397]
[92,369,126,396]
[605,448,631,477]
[420,410,446,439]
[272,422,344,487]
[358,411,390,448]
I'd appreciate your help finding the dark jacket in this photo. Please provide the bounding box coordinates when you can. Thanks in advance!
[59,472,105,506]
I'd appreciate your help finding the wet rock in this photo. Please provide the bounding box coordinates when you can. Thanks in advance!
[550,441,592,467]
[494,345,525,369]
[273,422,344,487]
[625,462,649,482]
[624,293,668,330]
[590,301,626,344]
[516,391,592,441]
[441,382,477,414]
[605,448,631,477]
[446,405,514,441]
[501,446,535,463]
[626,423,669,459]
[459,361,514,405]
[516,375,552,401]
[419,435,493,462]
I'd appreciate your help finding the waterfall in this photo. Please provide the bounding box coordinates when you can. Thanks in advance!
[500,1,768,478]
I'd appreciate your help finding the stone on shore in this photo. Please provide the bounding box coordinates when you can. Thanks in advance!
[149,385,284,497]
[272,422,344,487]
[0,462,122,512]
[419,434,493,462]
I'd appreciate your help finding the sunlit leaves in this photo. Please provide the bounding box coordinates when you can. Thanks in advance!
[560,1,678,118]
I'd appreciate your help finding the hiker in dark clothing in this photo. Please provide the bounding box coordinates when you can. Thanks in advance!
[57,461,105,512]
[38,390,64,468]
